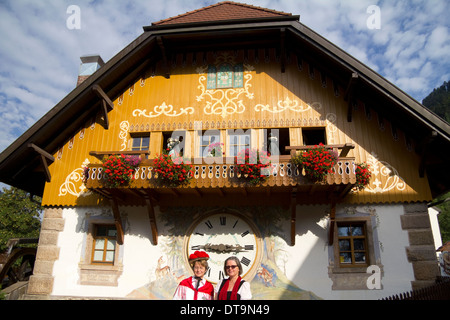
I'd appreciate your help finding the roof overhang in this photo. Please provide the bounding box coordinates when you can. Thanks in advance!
[1,17,449,197]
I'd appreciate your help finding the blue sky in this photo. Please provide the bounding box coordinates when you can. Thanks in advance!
[0,0,449,179]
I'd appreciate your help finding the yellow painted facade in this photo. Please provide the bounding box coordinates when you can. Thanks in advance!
[42,50,432,206]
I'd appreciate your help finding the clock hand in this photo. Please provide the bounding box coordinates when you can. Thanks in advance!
[203,243,247,253]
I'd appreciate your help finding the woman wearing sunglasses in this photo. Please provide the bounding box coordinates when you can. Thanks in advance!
[215,256,252,300]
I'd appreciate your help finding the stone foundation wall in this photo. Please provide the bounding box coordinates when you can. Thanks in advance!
[27,207,64,295]
[401,203,440,290]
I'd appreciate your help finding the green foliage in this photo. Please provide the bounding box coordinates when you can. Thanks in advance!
[0,187,42,252]
[435,192,450,244]
[422,80,450,123]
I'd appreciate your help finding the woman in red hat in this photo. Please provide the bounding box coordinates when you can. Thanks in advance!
[173,251,214,300]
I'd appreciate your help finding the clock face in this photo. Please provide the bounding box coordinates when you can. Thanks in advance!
[185,213,261,284]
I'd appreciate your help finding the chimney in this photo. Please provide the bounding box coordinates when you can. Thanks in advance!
[77,55,105,86]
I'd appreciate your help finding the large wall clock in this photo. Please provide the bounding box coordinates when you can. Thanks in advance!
[184,212,263,284]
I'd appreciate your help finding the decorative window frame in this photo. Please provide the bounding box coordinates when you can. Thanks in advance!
[79,215,124,286]
[327,212,384,290]
[207,63,244,89]
[227,129,252,157]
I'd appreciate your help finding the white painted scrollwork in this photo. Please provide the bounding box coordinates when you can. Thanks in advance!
[365,152,406,193]
[58,159,92,197]
[119,120,129,151]
[132,102,194,118]
[255,97,310,113]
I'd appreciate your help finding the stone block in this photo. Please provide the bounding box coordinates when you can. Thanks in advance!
[400,214,431,230]
[27,275,54,295]
[405,245,438,262]
[407,229,435,246]
[32,260,55,276]
[411,261,439,281]
[35,245,60,261]
[38,230,59,246]
[41,218,65,232]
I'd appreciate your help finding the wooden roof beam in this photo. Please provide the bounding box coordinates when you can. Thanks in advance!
[92,84,114,130]
[280,28,286,73]
[344,73,359,122]
[28,143,55,183]
[418,130,438,178]
[157,36,170,79]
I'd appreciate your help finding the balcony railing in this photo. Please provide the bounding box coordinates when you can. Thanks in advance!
[84,144,356,191]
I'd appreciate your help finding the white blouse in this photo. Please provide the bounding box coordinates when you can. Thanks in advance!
[214,278,252,300]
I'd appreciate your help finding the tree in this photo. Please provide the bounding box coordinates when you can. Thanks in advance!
[434,194,450,244]
[422,80,450,244]
[0,187,42,252]
[422,80,450,123]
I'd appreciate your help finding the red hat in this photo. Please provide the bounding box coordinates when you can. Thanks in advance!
[189,250,209,265]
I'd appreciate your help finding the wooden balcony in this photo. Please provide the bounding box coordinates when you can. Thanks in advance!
[84,144,357,207]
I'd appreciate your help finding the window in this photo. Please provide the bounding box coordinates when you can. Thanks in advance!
[199,130,220,157]
[162,131,185,156]
[228,130,251,157]
[207,63,244,89]
[328,216,381,290]
[131,133,150,151]
[92,225,117,265]
[265,128,290,156]
[302,127,326,146]
[337,222,368,267]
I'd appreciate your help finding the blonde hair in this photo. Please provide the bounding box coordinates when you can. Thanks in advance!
[190,259,209,271]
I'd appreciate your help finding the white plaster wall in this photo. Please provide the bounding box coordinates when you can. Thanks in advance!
[285,204,416,300]
[52,207,162,298]
[52,204,416,299]
[428,206,443,251]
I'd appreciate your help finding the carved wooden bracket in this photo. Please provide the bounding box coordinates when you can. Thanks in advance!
[290,189,297,246]
[92,84,114,129]
[344,73,359,122]
[109,197,125,245]
[157,36,170,79]
[328,202,336,245]
[28,143,55,182]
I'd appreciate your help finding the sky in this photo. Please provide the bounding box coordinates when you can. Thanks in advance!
[0,0,449,170]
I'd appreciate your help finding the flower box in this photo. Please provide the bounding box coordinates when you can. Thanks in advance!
[235,148,271,185]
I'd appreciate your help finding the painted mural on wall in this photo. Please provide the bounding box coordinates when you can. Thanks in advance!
[126,206,321,299]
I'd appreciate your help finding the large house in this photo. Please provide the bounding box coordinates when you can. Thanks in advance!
[1,1,449,300]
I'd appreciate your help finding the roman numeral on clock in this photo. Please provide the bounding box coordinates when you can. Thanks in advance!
[220,216,226,225]
[240,256,251,267]
[205,220,213,229]
[241,230,250,237]
[244,245,254,250]
[191,245,202,250]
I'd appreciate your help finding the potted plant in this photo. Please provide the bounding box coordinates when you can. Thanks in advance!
[101,154,141,188]
[235,148,271,185]
[153,149,193,187]
[353,162,371,191]
[207,142,224,157]
[291,143,338,182]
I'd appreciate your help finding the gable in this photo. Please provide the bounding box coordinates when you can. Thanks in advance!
[0,3,449,200]
[42,49,431,206]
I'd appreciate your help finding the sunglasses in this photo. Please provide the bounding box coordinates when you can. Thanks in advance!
[225,265,238,270]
